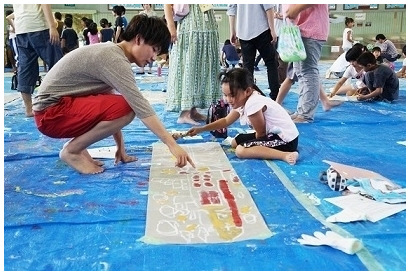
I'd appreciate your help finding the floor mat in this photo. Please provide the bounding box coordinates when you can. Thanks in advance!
[3,62,406,271]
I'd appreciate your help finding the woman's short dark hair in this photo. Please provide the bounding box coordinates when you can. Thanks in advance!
[112,5,125,16]
[122,14,171,55]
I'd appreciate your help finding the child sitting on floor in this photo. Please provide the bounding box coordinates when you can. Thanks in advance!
[186,68,299,165]
[396,45,406,78]
[372,46,394,71]
[356,51,399,102]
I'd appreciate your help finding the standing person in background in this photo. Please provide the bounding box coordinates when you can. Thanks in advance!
[273,4,287,84]
[138,4,158,74]
[5,9,18,73]
[139,4,157,17]
[54,11,64,37]
[7,4,63,117]
[113,5,127,43]
[227,4,280,100]
[99,18,114,43]
[341,17,355,52]
[282,4,329,123]
[61,17,79,54]
[87,22,100,45]
[81,17,91,45]
[164,4,220,125]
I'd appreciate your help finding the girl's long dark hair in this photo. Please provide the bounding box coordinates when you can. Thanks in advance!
[219,68,264,97]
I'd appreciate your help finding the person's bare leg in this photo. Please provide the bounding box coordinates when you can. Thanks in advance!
[320,86,343,111]
[177,110,200,125]
[21,92,33,117]
[60,112,135,174]
[276,77,293,105]
[63,139,104,166]
[235,145,299,165]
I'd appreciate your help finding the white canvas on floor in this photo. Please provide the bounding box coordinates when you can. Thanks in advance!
[140,142,273,244]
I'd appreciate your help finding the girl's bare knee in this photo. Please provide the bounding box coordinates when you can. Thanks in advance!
[235,145,246,158]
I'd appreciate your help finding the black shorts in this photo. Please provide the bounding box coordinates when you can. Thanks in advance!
[234,133,298,152]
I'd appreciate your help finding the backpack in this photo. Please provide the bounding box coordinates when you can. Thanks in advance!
[206,99,230,138]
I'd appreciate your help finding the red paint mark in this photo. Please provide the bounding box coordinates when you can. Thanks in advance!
[204,181,213,187]
[192,175,200,180]
[219,180,242,227]
[200,190,221,205]
[137,181,147,186]
[200,191,210,205]
[222,169,231,172]
[193,182,201,188]
[232,176,239,182]
[179,171,189,174]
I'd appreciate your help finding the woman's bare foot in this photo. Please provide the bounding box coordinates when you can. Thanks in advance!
[60,147,104,174]
[177,110,200,125]
[322,99,343,111]
[190,107,207,121]
[284,151,299,165]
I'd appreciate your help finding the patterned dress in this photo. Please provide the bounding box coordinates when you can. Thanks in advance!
[166,4,220,112]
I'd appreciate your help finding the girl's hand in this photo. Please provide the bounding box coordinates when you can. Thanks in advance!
[186,127,202,136]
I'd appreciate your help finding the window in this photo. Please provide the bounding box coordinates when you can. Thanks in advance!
[385,4,406,9]
[343,4,378,10]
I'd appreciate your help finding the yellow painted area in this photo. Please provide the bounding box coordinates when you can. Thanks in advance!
[166,190,179,196]
[185,224,198,231]
[197,167,210,172]
[161,168,177,175]
[177,214,188,222]
[240,205,252,214]
[207,206,242,241]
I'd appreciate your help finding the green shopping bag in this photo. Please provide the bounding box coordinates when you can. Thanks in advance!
[277,20,307,62]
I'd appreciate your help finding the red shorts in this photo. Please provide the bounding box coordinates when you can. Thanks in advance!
[34,94,133,138]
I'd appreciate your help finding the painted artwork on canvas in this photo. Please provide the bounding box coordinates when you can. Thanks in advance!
[140,142,273,244]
